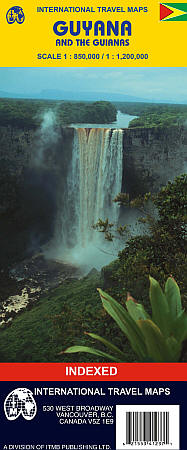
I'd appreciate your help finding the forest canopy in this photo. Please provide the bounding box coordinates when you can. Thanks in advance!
[1,97,187,129]
[0,98,117,129]
[115,101,187,128]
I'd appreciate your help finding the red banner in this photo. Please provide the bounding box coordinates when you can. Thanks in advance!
[0,363,186,381]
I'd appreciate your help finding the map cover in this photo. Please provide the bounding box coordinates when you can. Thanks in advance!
[0,1,186,449]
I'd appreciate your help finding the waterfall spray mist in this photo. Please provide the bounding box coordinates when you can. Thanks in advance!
[47,127,124,272]
[33,110,59,167]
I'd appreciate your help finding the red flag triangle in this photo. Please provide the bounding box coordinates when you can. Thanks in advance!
[160,4,174,20]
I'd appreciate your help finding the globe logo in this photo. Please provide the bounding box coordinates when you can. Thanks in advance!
[6,6,25,24]
[4,388,37,421]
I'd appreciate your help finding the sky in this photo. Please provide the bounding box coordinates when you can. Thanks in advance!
[0,67,187,103]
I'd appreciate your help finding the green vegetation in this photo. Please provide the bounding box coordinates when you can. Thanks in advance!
[64,277,187,362]
[56,100,116,124]
[91,175,187,360]
[96,174,186,299]
[0,272,134,362]
[0,175,186,362]
[0,98,116,129]
[0,95,186,362]
[114,101,187,127]
[1,97,187,129]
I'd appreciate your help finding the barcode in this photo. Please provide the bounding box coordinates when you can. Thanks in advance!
[126,411,169,444]
[116,405,180,450]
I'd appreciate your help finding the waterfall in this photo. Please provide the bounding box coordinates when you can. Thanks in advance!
[47,127,124,270]
[61,128,123,249]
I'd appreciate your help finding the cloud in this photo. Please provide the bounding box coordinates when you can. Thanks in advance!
[0,67,187,102]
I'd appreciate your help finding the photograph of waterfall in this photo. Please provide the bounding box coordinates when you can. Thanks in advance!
[0,67,186,363]
[47,127,124,270]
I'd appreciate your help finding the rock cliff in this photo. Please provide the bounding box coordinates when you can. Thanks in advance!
[0,124,186,267]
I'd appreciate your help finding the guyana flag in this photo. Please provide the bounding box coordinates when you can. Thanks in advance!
[160,3,187,20]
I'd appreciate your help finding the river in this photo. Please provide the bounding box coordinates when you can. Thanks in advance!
[69,110,137,128]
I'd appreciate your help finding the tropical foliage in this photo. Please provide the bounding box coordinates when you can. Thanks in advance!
[94,175,186,300]
[114,101,187,128]
[0,98,116,128]
[0,176,186,362]
[63,276,187,362]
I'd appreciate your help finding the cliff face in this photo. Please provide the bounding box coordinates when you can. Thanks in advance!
[0,124,186,266]
[0,125,73,267]
[1,125,186,209]
[0,126,33,213]
[0,125,74,213]
[122,126,187,196]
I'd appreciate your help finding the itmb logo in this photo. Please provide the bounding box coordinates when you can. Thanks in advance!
[6,6,25,24]
[4,388,37,421]
[160,3,187,20]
